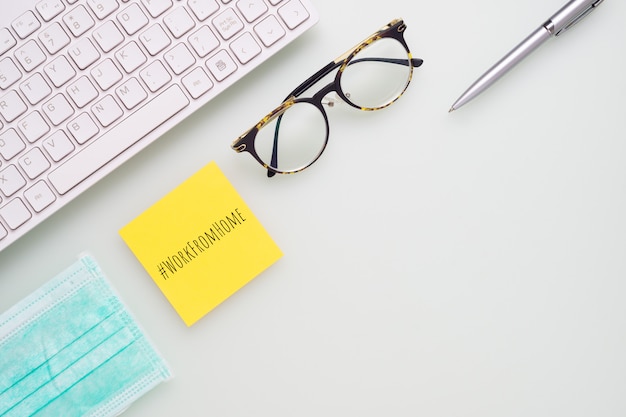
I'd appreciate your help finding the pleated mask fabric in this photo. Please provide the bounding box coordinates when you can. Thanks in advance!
[0,255,171,417]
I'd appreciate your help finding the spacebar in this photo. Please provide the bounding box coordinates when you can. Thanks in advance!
[49,85,189,195]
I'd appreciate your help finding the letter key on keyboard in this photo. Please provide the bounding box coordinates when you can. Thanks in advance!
[0,0,319,251]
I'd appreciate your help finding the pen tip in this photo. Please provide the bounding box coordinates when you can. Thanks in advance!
[448,106,455,113]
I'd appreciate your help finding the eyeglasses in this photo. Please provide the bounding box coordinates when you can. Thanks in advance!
[231,19,423,177]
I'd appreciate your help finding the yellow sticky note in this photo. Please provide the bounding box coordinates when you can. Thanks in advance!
[119,162,282,326]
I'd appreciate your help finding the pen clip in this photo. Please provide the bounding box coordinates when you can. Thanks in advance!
[554,0,604,36]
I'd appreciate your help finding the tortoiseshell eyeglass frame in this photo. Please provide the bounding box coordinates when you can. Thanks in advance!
[231,18,424,177]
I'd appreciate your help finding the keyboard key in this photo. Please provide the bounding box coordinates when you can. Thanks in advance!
[49,85,189,195]
[0,129,26,160]
[39,22,71,55]
[164,7,196,38]
[116,77,148,109]
[91,95,123,127]
[43,130,75,161]
[21,73,53,105]
[87,0,120,20]
[0,165,27,197]
[15,40,47,72]
[205,49,237,81]
[115,41,147,73]
[0,198,31,230]
[188,0,220,21]
[0,57,23,89]
[67,112,99,144]
[19,147,51,179]
[141,0,173,18]
[230,31,261,64]
[0,224,7,240]
[139,24,172,56]
[24,180,56,212]
[68,38,101,69]
[237,0,268,23]
[93,20,125,53]
[117,3,149,35]
[39,23,70,55]
[12,11,41,39]
[63,5,96,37]
[212,8,244,40]
[254,15,285,47]
[43,93,74,126]
[91,59,123,90]
[278,0,309,29]
[188,26,220,57]
[44,56,76,87]
[18,111,50,143]
[164,43,196,75]
[140,60,171,92]
[67,76,99,108]
[182,67,213,98]
[36,0,66,21]
[0,90,28,123]
[0,28,17,55]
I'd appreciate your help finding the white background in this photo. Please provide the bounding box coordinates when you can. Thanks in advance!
[2,0,626,416]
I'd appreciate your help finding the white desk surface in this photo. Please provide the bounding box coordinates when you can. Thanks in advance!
[2,0,626,415]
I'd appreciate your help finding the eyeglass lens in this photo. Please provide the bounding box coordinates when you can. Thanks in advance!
[254,102,328,173]
[340,37,412,109]
[255,37,412,173]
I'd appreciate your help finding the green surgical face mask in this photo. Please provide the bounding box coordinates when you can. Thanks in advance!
[0,255,171,417]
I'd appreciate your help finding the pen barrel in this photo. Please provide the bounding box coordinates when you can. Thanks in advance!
[546,0,601,35]
[452,27,550,110]
[494,27,551,77]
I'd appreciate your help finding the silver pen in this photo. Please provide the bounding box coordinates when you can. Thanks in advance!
[449,0,604,112]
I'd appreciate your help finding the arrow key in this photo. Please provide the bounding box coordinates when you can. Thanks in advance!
[237,0,268,23]
[254,15,285,47]
[278,0,309,30]
[230,31,261,64]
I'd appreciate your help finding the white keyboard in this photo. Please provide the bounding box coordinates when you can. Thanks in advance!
[0,0,318,251]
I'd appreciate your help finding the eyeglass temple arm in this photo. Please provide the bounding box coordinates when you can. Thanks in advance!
[349,57,424,68]
[284,61,342,100]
